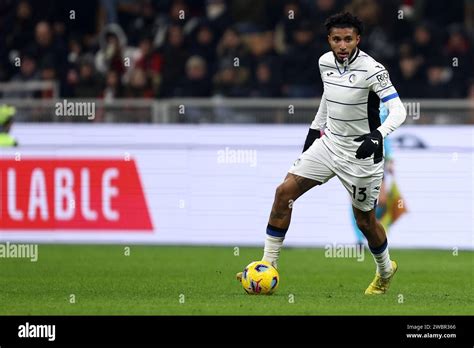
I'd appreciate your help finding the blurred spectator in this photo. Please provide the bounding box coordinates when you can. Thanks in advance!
[74,57,103,98]
[3,52,39,98]
[205,0,232,39]
[148,0,192,51]
[169,0,190,24]
[445,25,473,98]
[422,58,451,99]
[282,21,321,97]
[0,39,9,82]
[67,35,85,66]
[5,1,35,53]
[231,0,277,32]
[411,22,443,70]
[27,21,67,82]
[174,55,212,97]
[274,0,309,50]
[118,0,158,46]
[39,59,58,99]
[115,0,145,31]
[103,70,124,100]
[64,35,87,97]
[134,36,163,94]
[311,0,341,25]
[347,0,397,63]
[119,68,152,122]
[310,0,341,43]
[392,54,425,98]
[12,53,39,81]
[246,30,280,82]
[124,68,153,98]
[189,20,218,74]
[251,59,282,97]
[159,24,189,97]
[217,27,251,70]
[95,23,139,79]
[213,58,251,97]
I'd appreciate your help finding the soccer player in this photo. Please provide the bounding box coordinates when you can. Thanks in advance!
[238,12,407,294]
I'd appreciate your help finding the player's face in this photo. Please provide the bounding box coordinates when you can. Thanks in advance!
[328,27,360,62]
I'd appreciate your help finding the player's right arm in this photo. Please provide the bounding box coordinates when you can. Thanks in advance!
[303,94,327,152]
[303,56,328,152]
[311,92,328,131]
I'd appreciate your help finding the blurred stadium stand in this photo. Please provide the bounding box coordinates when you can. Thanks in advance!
[0,0,473,123]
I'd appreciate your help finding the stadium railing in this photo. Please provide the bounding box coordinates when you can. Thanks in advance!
[0,81,59,99]
[0,97,473,124]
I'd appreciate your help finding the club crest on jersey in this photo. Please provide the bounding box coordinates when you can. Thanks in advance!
[376,72,389,87]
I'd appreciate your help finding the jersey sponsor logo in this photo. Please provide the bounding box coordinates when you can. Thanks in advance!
[0,158,153,231]
[376,72,389,87]
[371,139,379,146]
[327,72,334,76]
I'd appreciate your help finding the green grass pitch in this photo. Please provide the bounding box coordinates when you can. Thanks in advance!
[0,245,472,315]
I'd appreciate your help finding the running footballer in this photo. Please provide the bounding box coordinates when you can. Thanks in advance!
[238,12,407,295]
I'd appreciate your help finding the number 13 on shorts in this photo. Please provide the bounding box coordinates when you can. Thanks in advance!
[340,169,383,212]
[352,185,367,202]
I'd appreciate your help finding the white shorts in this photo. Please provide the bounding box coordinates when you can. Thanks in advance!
[288,137,384,212]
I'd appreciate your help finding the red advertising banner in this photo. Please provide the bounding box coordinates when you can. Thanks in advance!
[0,158,153,231]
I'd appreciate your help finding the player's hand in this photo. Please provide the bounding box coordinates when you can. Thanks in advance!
[354,130,382,159]
[302,128,321,152]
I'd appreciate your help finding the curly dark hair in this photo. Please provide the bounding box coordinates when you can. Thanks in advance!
[324,12,363,35]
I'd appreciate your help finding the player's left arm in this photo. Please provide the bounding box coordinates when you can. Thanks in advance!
[368,64,407,137]
[354,64,407,159]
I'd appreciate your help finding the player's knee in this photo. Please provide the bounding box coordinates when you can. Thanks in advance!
[275,183,295,208]
[355,216,371,233]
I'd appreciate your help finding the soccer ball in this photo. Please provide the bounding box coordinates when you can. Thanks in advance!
[241,261,279,295]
